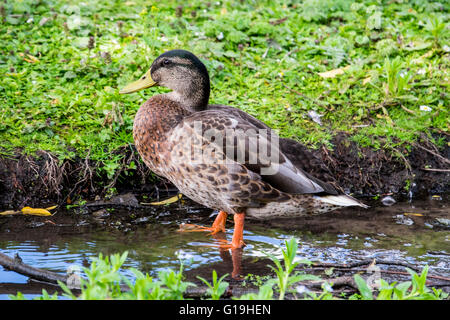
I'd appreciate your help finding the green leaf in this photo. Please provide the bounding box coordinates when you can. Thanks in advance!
[353,274,373,300]
[367,11,382,30]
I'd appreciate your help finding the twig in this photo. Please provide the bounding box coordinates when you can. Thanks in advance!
[345,268,450,282]
[303,276,357,290]
[269,17,288,25]
[310,259,420,272]
[391,147,413,174]
[0,252,68,285]
[421,168,450,172]
[304,263,450,286]
[400,105,416,115]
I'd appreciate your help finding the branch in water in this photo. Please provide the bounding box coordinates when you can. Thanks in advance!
[0,252,73,286]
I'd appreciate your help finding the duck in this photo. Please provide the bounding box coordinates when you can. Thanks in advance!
[119,49,367,250]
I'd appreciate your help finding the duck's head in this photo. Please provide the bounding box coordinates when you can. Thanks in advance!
[120,49,210,111]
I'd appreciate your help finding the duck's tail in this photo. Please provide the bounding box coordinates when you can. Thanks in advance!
[315,194,369,209]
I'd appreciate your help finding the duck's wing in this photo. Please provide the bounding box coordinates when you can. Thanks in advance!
[180,109,337,196]
[207,105,340,194]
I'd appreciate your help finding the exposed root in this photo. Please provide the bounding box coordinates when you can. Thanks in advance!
[414,143,450,166]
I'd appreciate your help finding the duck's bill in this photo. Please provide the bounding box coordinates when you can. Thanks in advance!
[119,70,156,94]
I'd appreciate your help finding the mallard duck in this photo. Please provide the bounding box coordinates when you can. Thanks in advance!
[120,49,367,249]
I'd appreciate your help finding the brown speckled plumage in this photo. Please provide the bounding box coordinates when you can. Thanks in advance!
[129,50,367,223]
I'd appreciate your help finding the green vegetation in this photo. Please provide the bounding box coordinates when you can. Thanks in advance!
[11,252,197,300]
[263,238,318,300]
[197,270,229,300]
[0,0,448,179]
[351,265,448,300]
[9,239,448,300]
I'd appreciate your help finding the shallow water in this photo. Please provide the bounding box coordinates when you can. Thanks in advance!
[0,196,448,299]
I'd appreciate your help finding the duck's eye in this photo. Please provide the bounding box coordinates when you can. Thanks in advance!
[163,58,171,66]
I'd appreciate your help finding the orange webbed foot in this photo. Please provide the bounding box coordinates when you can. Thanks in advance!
[177,211,228,235]
[177,223,221,233]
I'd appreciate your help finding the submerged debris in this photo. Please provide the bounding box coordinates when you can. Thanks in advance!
[434,218,450,229]
[394,214,414,226]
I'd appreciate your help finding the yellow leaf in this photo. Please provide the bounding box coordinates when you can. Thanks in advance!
[142,194,182,206]
[0,210,20,215]
[24,54,39,63]
[403,212,423,217]
[45,205,58,210]
[362,76,371,85]
[318,65,350,78]
[220,7,227,15]
[21,207,52,216]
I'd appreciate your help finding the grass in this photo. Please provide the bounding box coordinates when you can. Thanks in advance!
[0,0,448,180]
[9,239,448,300]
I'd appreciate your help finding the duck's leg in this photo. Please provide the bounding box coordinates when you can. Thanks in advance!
[219,213,246,249]
[178,211,228,234]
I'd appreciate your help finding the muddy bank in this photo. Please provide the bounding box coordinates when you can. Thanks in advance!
[0,132,448,208]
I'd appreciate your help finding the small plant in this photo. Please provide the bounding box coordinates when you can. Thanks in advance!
[382,56,413,101]
[265,238,318,300]
[235,238,319,300]
[350,266,449,300]
[237,283,274,300]
[60,251,127,300]
[197,270,229,300]
[302,282,335,300]
[9,290,59,301]
[424,15,447,47]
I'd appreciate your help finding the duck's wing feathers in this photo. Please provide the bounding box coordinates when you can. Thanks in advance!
[178,109,337,196]
[207,105,339,194]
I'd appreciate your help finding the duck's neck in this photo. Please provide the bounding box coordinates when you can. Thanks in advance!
[165,76,210,113]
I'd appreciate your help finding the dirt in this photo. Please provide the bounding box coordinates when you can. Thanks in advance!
[318,132,449,198]
[0,132,448,209]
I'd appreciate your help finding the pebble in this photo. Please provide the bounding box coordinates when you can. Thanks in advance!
[381,196,396,206]
[92,209,110,218]
[364,242,373,248]
[133,216,151,224]
[27,221,45,228]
